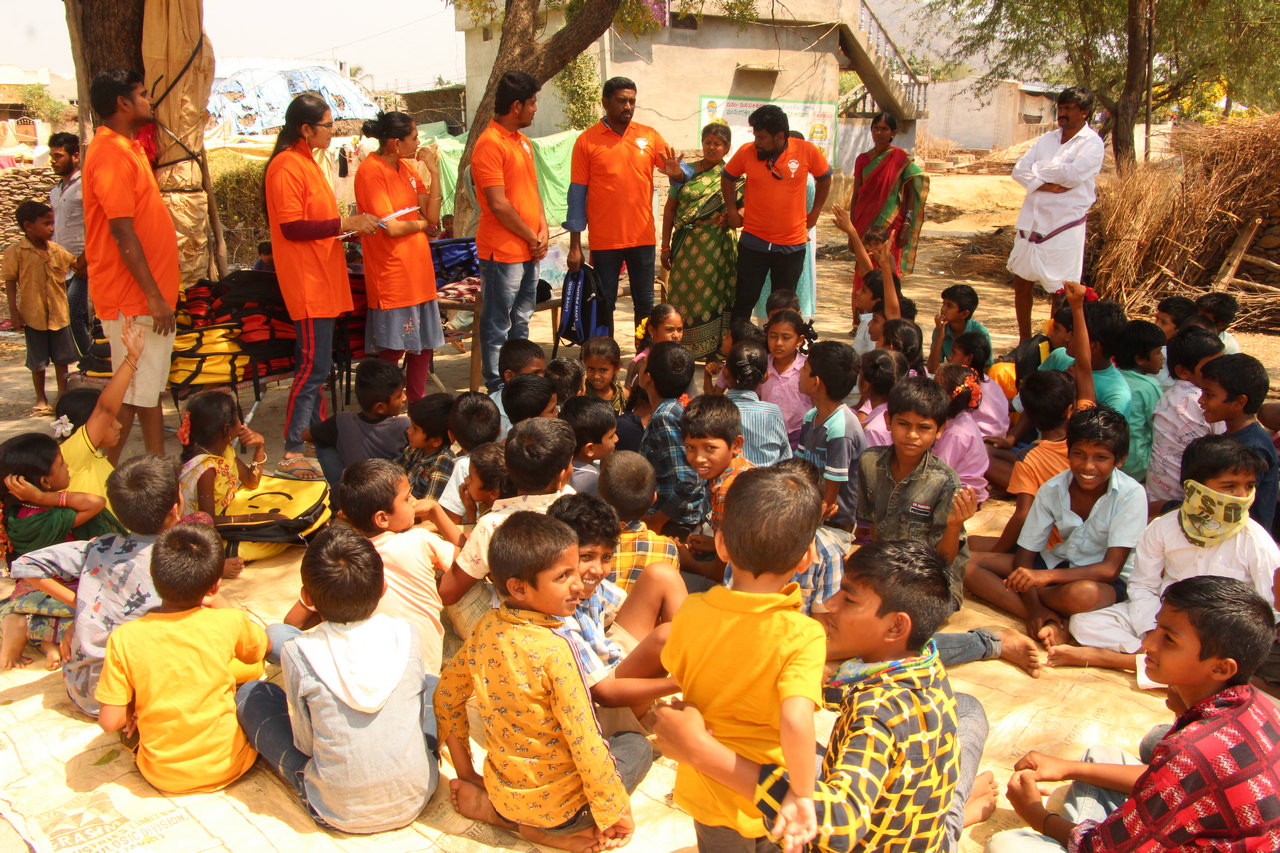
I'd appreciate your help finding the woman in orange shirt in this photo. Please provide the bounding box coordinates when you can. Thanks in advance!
[264,94,379,479]
[354,111,443,402]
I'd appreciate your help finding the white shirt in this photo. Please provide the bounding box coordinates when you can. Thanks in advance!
[1018,467,1148,578]
[1124,511,1280,641]
[1146,380,1226,503]
[1012,125,1105,235]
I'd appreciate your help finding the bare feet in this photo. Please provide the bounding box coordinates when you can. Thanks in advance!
[221,557,245,580]
[1037,621,1068,648]
[1047,643,1094,667]
[996,627,1044,677]
[41,642,62,671]
[963,770,998,827]
[449,778,508,827]
[0,614,31,669]
[1047,643,1137,672]
[518,824,609,853]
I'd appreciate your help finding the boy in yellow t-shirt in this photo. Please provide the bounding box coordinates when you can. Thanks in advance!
[661,466,826,851]
[96,523,268,794]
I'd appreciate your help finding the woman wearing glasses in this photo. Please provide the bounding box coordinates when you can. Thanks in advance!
[264,94,379,480]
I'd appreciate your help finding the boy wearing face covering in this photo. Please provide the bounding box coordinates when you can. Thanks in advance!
[1050,434,1280,673]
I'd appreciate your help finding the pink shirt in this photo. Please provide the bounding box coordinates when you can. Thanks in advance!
[860,401,891,447]
[933,410,989,502]
[1147,380,1226,503]
[371,527,456,674]
[972,374,1011,439]
[761,352,809,443]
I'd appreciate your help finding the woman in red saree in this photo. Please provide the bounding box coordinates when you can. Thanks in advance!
[847,111,928,278]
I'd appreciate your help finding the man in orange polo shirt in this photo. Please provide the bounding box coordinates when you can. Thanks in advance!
[82,69,179,459]
[722,105,832,322]
[473,70,549,393]
[564,77,677,334]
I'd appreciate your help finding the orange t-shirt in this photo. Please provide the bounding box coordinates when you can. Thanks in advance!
[472,121,543,264]
[354,155,437,309]
[1008,438,1070,496]
[570,120,667,250]
[81,126,179,319]
[265,140,352,320]
[724,138,831,246]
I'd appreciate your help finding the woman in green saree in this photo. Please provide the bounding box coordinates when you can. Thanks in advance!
[848,111,929,278]
[661,121,743,360]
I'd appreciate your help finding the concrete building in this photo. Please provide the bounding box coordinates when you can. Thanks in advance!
[455,0,925,171]
[922,77,1057,151]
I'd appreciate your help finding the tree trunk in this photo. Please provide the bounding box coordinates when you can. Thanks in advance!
[66,0,146,83]
[453,0,624,236]
[1111,0,1148,170]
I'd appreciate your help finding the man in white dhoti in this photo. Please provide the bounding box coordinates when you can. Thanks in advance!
[1007,87,1105,341]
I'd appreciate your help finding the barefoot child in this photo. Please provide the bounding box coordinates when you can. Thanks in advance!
[7,456,181,714]
[761,308,809,447]
[236,526,439,834]
[582,336,627,414]
[396,392,455,500]
[0,433,119,669]
[1058,435,1280,672]
[436,511,648,852]
[559,395,619,498]
[724,339,791,466]
[1,201,79,415]
[933,364,991,504]
[797,340,865,530]
[966,406,1147,647]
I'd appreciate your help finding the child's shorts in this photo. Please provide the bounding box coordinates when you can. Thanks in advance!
[1035,554,1128,602]
[24,325,78,371]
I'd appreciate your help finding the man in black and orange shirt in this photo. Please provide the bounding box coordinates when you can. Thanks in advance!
[722,105,831,322]
[564,77,677,334]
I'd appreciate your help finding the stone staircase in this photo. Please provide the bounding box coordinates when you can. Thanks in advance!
[835,0,928,120]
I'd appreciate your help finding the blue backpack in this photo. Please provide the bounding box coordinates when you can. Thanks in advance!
[557,264,610,347]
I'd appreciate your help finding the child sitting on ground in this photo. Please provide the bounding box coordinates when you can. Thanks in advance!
[638,342,703,537]
[1114,319,1165,482]
[304,358,408,485]
[798,340,865,530]
[1198,353,1278,530]
[658,538,967,853]
[437,511,649,852]
[335,458,456,674]
[761,309,810,447]
[678,395,754,583]
[1,200,79,415]
[950,331,1010,440]
[626,303,684,392]
[928,284,991,374]
[559,395,618,497]
[396,392,455,500]
[1196,291,1241,354]
[436,391,502,524]
[599,451,682,597]
[545,356,586,409]
[934,364,991,504]
[490,339,546,432]
[8,456,179,713]
[1145,326,1225,505]
[858,378,977,603]
[53,317,143,496]
[881,318,928,377]
[96,524,269,794]
[706,317,766,395]
[0,432,119,669]
[438,418,577,636]
[1152,294,1197,390]
[723,339,791,466]
[660,466,826,850]
[1057,435,1280,672]
[176,390,282,566]
[235,525,439,834]
[972,370,1076,553]
[502,373,558,429]
[582,336,627,414]
[547,493,679,716]
[990,576,1280,851]
[455,442,506,525]
[858,348,909,448]
[966,406,1147,647]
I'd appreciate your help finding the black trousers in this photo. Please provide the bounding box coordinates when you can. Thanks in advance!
[732,244,806,320]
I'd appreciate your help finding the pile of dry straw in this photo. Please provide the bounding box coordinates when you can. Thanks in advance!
[1090,113,1280,328]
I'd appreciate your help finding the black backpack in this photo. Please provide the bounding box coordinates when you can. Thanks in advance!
[557,265,609,347]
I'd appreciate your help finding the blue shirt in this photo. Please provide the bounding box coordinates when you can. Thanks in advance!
[558,579,627,686]
[1018,467,1148,578]
[1227,422,1278,530]
[641,397,703,527]
[723,525,845,615]
[798,404,865,528]
[726,389,792,467]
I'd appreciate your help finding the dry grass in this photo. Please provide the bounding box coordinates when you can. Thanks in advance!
[915,130,959,162]
[209,150,268,268]
[943,227,1016,279]
[1090,113,1280,328]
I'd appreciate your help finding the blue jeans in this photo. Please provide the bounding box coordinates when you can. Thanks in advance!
[285,317,335,454]
[479,258,538,392]
[590,245,655,334]
[934,628,1002,668]
[66,273,92,355]
[266,623,302,665]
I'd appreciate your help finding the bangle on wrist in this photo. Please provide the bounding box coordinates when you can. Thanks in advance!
[1041,811,1061,835]
[58,491,68,508]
